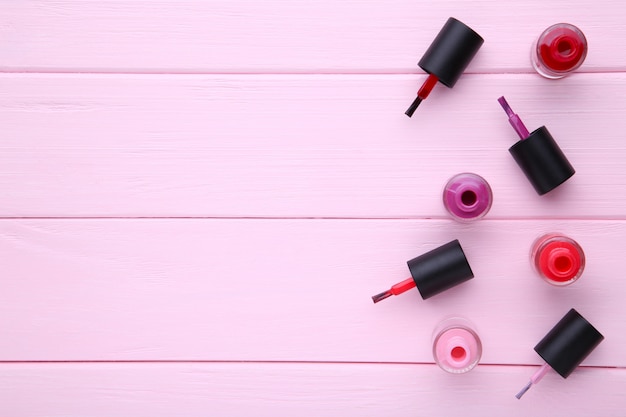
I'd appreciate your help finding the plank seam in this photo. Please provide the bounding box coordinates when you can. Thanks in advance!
[1,69,626,76]
[0,360,620,370]
[2,217,626,221]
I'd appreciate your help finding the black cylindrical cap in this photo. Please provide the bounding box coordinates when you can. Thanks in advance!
[509,126,575,195]
[534,309,604,378]
[407,239,474,300]
[418,17,484,88]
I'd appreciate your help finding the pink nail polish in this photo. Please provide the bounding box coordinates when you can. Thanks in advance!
[531,23,588,79]
[443,173,493,222]
[531,233,585,286]
[432,317,482,373]
[516,309,604,399]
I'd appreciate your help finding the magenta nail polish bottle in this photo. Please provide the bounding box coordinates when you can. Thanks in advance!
[432,317,482,374]
[531,233,585,286]
[497,96,575,195]
[531,23,588,79]
[443,173,493,222]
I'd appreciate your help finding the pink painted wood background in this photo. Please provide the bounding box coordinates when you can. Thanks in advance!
[1,1,625,415]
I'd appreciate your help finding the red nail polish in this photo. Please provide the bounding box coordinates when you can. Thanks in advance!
[531,234,585,286]
[371,240,474,303]
[432,317,482,373]
[405,17,484,117]
[531,23,588,79]
[516,309,604,399]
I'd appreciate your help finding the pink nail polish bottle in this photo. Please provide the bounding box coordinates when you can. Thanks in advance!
[432,317,482,373]
[443,173,493,222]
[531,23,588,79]
[531,233,585,286]
[515,309,604,399]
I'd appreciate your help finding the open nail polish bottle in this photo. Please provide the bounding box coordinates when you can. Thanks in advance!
[516,309,604,399]
[531,23,588,79]
[371,240,474,304]
[432,317,482,373]
[497,96,575,195]
[531,233,585,286]
[405,17,484,116]
[443,173,493,222]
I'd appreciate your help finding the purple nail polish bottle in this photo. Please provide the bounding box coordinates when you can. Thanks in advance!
[443,173,493,222]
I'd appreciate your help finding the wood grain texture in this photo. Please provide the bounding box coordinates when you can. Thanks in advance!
[2,0,625,73]
[2,0,625,414]
[0,362,624,417]
[1,73,625,218]
[0,219,623,365]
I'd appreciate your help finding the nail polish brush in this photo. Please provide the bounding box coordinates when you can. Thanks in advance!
[372,239,474,303]
[405,17,484,116]
[516,308,604,399]
[498,96,575,195]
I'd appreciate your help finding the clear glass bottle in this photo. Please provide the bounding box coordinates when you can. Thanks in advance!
[443,173,493,222]
[432,317,482,374]
[531,23,587,79]
[531,233,585,286]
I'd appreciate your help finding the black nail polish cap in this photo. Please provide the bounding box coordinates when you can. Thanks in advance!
[509,126,576,195]
[407,239,474,300]
[534,308,604,378]
[418,17,484,88]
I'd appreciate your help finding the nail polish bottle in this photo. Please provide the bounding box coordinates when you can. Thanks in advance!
[516,309,604,399]
[371,240,474,304]
[405,17,484,116]
[443,173,493,222]
[531,233,585,286]
[432,317,482,374]
[497,96,575,195]
[531,23,588,79]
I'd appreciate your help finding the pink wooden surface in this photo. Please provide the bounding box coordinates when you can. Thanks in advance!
[3,0,626,73]
[1,219,624,366]
[1,1,625,415]
[1,74,626,218]
[1,363,625,417]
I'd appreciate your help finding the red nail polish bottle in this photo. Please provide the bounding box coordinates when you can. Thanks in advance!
[405,17,484,116]
[531,233,585,286]
[531,23,588,79]
[371,240,474,304]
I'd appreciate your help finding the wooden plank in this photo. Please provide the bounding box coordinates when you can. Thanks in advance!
[1,73,625,218]
[2,1,625,73]
[0,362,624,417]
[0,219,623,364]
